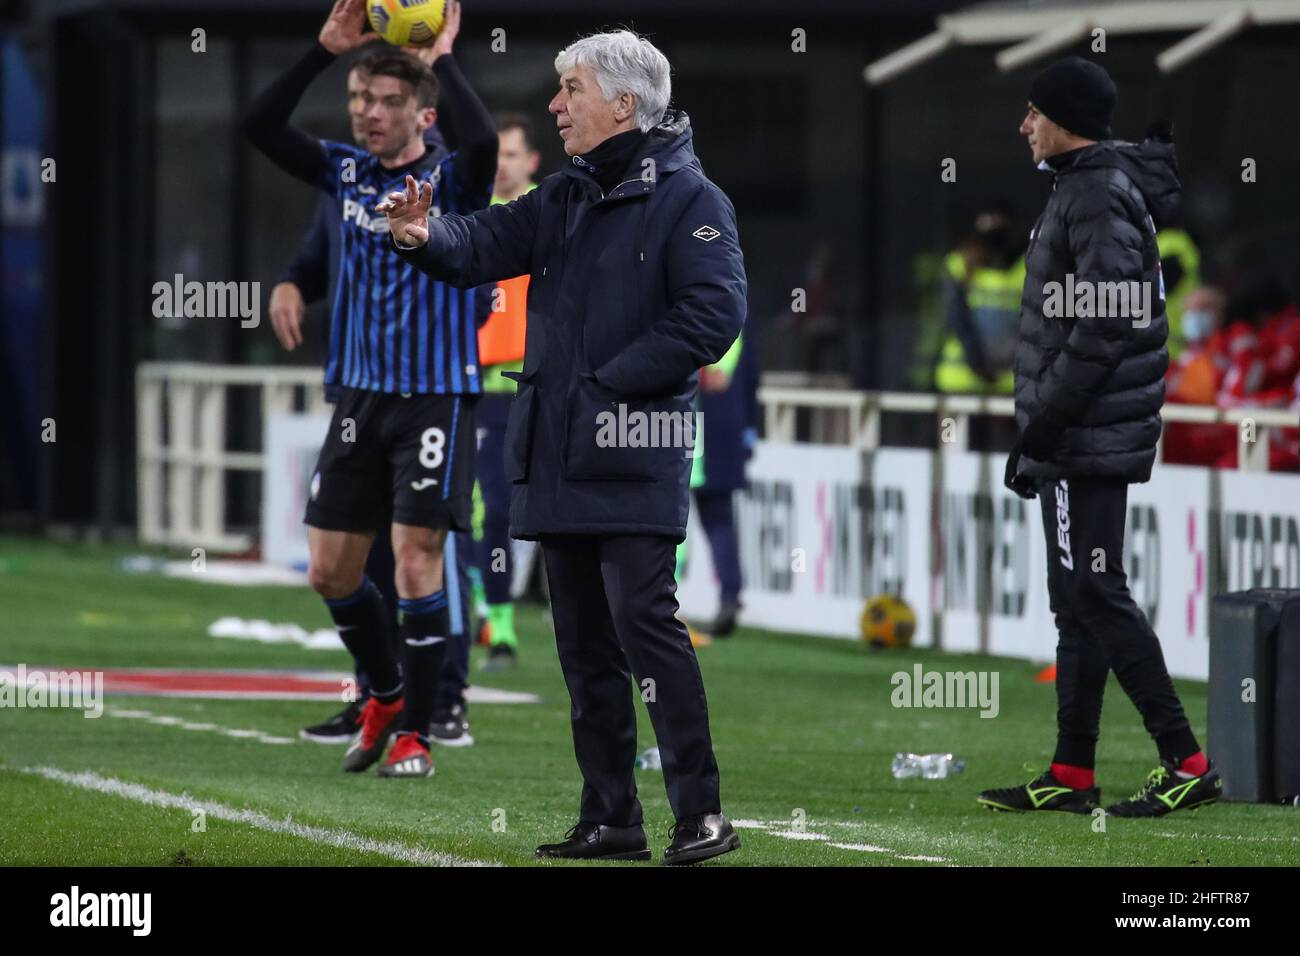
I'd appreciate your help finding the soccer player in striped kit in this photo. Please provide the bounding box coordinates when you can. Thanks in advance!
[243,0,495,778]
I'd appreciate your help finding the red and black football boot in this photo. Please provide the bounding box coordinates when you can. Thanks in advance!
[376,731,435,779]
[342,696,404,773]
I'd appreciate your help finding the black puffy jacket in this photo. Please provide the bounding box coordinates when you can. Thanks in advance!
[1014,137,1181,483]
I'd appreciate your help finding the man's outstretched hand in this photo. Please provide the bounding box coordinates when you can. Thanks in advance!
[319,0,377,56]
[378,174,434,247]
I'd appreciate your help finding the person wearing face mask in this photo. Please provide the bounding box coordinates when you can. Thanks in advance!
[1155,226,1201,361]
[1162,286,1235,466]
[1179,299,1218,349]
[1166,286,1225,404]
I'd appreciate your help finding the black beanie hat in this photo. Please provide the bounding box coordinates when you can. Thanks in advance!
[1028,56,1117,141]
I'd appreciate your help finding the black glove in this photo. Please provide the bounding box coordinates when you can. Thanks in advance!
[1019,415,1059,461]
[1004,442,1037,500]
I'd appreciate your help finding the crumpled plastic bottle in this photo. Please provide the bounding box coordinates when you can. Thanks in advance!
[891,752,965,779]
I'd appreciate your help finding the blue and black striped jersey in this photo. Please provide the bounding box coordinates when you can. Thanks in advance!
[243,44,497,395]
[321,142,485,395]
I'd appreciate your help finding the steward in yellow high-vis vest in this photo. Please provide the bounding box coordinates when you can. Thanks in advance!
[935,250,1024,395]
[1155,228,1200,362]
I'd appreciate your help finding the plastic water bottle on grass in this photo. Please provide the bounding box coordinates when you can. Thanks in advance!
[891,752,965,779]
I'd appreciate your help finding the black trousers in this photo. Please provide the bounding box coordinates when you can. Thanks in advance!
[542,533,722,826]
[1038,477,1199,769]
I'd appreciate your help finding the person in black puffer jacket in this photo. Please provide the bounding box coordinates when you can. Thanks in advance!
[1010,104,1176,483]
[983,57,1222,820]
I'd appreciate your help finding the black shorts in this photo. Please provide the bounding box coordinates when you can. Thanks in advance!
[305,388,478,534]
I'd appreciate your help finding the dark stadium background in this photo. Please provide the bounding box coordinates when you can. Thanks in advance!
[2,0,1299,537]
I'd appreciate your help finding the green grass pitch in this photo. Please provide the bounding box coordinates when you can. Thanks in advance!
[1,535,1295,866]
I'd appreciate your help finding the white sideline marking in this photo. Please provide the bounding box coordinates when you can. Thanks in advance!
[108,707,297,745]
[725,818,949,864]
[22,766,492,867]
[827,842,891,853]
[466,686,542,705]
[770,830,829,841]
[1154,830,1300,844]
[167,563,309,587]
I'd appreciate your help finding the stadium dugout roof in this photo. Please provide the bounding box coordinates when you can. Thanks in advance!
[864,0,1300,84]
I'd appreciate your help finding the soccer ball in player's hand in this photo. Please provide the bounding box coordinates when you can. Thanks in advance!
[860,594,916,650]
[367,0,449,47]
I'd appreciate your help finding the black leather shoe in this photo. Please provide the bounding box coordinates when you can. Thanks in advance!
[663,813,740,866]
[535,822,651,861]
[707,600,741,637]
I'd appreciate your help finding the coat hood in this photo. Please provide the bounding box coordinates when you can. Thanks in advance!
[1057,137,1183,229]
[637,108,699,176]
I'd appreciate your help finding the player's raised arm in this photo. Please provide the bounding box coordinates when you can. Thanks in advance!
[404,3,498,205]
[240,0,376,189]
[380,174,540,288]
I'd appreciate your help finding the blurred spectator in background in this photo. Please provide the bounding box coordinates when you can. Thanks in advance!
[1162,275,1300,471]
[1218,273,1300,471]
[1162,285,1232,466]
[685,330,760,637]
[934,204,1025,450]
[1217,272,1290,407]
[1166,286,1224,404]
[474,112,541,673]
[935,203,1024,396]
[1155,226,1201,361]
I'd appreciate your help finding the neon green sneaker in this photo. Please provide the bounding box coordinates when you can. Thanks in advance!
[977,767,1100,814]
[1105,761,1221,818]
